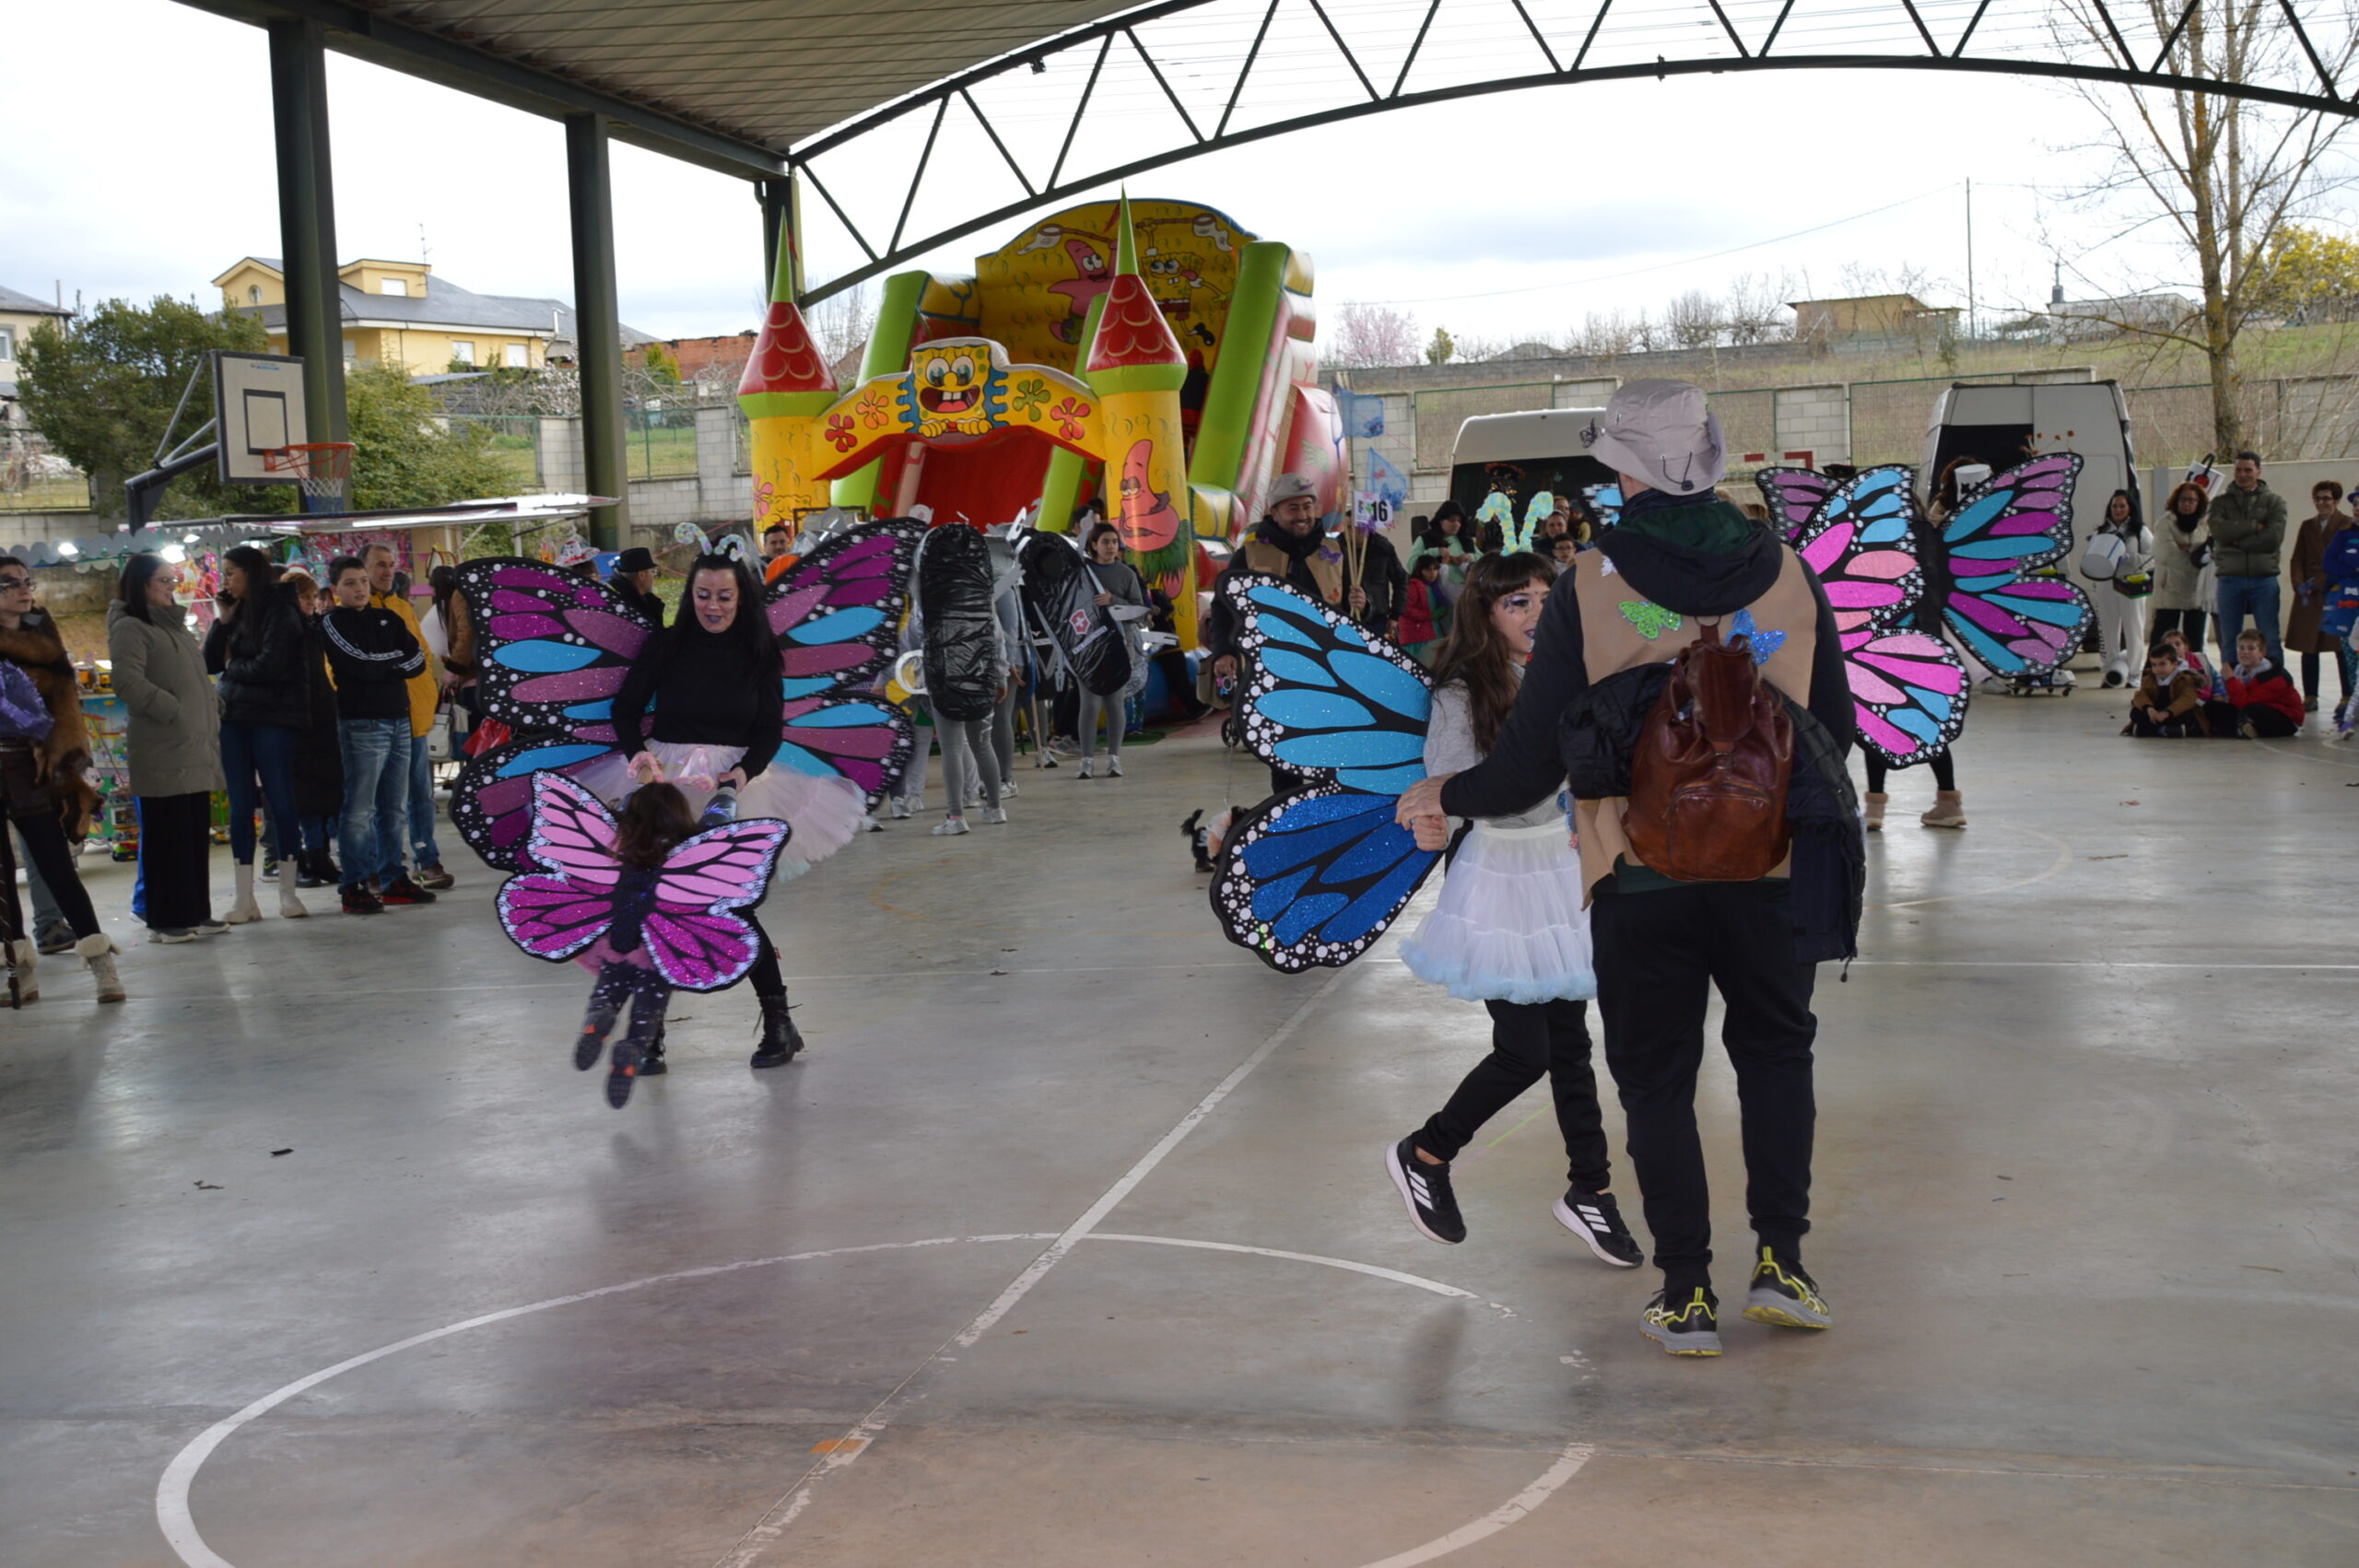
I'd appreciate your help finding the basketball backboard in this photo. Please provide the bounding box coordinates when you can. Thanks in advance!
[213,351,308,485]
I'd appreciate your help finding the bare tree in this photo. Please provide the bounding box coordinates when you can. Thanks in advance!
[1664,289,1724,349]
[2050,0,2359,451]
[805,283,876,371]
[1329,301,1423,368]
[1571,310,1637,358]
[1723,272,1794,345]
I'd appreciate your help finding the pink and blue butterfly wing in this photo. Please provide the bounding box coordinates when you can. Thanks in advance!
[1755,469,1838,544]
[456,558,653,739]
[1793,465,1926,635]
[1939,454,2094,676]
[453,734,620,872]
[494,774,628,962]
[1843,628,1970,765]
[765,521,925,806]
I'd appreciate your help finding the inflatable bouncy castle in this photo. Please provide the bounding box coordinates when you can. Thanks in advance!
[738,195,1332,645]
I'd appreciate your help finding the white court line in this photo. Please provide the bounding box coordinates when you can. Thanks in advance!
[1357,1445,1595,1568]
[2254,737,2359,771]
[713,966,1354,1567]
[1871,824,2075,911]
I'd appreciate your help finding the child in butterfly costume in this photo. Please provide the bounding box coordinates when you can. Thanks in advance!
[453,534,922,1071]
[499,775,791,1107]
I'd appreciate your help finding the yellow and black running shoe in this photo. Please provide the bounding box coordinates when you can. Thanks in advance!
[1742,1246,1832,1329]
[1640,1283,1722,1356]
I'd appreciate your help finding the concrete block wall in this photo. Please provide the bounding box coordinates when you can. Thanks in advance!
[1774,385,1851,465]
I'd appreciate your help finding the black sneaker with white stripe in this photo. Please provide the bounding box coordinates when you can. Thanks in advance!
[1384,1136,1466,1245]
[1552,1187,1644,1268]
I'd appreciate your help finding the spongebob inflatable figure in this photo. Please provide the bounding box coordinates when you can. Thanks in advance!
[905,345,1003,439]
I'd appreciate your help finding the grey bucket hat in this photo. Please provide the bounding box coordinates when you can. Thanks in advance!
[1585,380,1727,496]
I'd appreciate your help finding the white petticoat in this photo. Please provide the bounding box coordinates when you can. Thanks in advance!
[1396,818,1596,1003]
[569,741,868,880]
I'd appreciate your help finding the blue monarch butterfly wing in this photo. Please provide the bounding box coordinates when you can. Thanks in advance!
[455,557,653,743]
[1935,453,2094,677]
[1226,577,1432,797]
[1210,782,1442,972]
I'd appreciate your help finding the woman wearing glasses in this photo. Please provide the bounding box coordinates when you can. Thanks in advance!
[0,556,120,1001]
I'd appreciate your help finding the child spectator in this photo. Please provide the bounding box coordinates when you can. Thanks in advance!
[1549,533,1579,569]
[1397,554,1446,665]
[2126,643,2207,737]
[2157,626,2218,700]
[2212,628,2305,737]
[321,556,431,914]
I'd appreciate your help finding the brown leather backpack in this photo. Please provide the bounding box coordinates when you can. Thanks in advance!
[1624,618,1793,882]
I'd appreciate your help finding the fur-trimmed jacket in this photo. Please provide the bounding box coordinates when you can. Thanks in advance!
[0,610,99,837]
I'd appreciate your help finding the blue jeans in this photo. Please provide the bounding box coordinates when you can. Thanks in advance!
[2213,574,2283,665]
[407,731,442,868]
[220,720,301,865]
[299,813,337,854]
[338,718,411,889]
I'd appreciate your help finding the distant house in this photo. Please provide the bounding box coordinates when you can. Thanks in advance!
[1790,293,1961,350]
[2039,283,2196,342]
[214,256,652,374]
[0,282,73,429]
[632,331,757,395]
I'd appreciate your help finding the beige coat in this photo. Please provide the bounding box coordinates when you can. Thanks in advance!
[107,600,226,798]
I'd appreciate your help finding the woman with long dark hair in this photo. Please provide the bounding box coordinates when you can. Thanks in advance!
[109,553,229,943]
[0,556,117,1000]
[1382,551,1639,1269]
[203,544,311,922]
[592,553,866,1070]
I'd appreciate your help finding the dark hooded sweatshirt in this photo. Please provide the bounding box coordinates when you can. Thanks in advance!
[1439,487,1854,854]
[1203,517,1334,661]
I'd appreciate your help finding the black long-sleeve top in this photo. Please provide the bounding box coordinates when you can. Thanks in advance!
[609,626,785,778]
[1439,489,1854,822]
[204,593,311,729]
[321,605,425,721]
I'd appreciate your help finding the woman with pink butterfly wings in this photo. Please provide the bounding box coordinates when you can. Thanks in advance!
[498,774,791,1107]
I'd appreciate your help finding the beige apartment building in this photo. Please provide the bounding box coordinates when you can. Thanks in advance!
[213,256,647,373]
[0,282,73,430]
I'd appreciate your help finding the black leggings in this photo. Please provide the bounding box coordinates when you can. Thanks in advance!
[747,913,784,1000]
[2299,647,2356,704]
[1863,752,1955,793]
[2,809,98,942]
[1415,998,1610,1192]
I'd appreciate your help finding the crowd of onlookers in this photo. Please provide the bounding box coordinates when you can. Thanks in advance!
[0,540,466,1005]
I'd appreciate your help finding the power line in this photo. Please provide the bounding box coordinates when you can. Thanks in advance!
[1352,181,1965,307]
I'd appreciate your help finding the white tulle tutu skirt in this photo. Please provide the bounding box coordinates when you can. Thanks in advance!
[570,741,867,880]
[1397,818,1596,1003]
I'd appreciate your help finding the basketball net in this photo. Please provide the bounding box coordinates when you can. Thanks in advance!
[263,441,355,516]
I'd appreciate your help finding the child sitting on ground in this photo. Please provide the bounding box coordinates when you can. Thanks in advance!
[2126,643,2208,737]
[2210,628,2306,738]
[2157,626,2217,700]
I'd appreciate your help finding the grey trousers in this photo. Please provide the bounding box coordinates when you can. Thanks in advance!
[1077,688,1124,759]
[991,683,1017,778]
[938,715,1001,813]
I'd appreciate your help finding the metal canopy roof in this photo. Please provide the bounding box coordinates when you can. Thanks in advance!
[175,0,1144,178]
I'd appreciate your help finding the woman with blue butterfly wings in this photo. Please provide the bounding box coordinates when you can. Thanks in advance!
[1381,553,1641,1268]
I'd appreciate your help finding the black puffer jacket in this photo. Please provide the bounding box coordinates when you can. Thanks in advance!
[204,591,311,729]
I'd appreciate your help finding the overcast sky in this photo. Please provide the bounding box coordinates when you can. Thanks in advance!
[3,0,2333,350]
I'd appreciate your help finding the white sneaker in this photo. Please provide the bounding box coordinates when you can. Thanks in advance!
[1001,778,1018,798]
[861,816,885,833]
[889,798,912,819]
[980,806,1008,825]
[931,816,969,837]
[1076,759,1094,780]
[148,928,197,944]
[1107,757,1123,778]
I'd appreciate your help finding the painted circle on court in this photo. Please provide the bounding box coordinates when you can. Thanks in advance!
[156,1232,1585,1568]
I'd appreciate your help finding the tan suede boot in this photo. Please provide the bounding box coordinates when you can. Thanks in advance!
[1921,790,1967,829]
[1863,792,1888,833]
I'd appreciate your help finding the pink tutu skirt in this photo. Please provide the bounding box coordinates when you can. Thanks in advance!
[569,742,868,880]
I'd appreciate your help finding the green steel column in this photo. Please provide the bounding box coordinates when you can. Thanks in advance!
[266,18,347,441]
[567,111,628,547]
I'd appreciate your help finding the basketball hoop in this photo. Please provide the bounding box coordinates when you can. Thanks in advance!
[263,441,355,515]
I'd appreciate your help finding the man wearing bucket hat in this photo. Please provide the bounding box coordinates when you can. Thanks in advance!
[1204,472,1366,788]
[1398,379,1859,1358]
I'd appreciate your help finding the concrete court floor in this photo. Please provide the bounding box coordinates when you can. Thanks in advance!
[2,685,2355,1568]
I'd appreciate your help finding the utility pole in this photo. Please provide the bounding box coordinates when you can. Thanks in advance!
[1965,178,1976,345]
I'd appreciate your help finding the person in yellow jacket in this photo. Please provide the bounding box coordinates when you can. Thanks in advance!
[362,544,454,890]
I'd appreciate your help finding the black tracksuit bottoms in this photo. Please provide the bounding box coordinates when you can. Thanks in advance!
[1590,878,1818,1283]
[1414,998,1610,1192]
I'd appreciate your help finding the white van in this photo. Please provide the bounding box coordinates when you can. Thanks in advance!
[1920,380,2138,543]
[1449,408,1619,529]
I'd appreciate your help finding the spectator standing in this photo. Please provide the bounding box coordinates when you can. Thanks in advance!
[1397,554,1447,665]
[323,556,432,915]
[2286,480,2353,713]
[1347,525,1407,638]
[1204,474,1356,794]
[108,554,228,944]
[761,521,799,585]
[1076,522,1144,779]
[2085,489,2153,688]
[1405,503,1472,589]
[0,556,117,1000]
[2149,481,2212,651]
[363,544,453,890]
[607,547,667,628]
[2208,452,2288,664]
[204,544,311,923]
[280,570,344,888]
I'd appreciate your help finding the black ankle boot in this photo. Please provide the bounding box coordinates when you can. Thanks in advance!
[749,996,803,1068]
